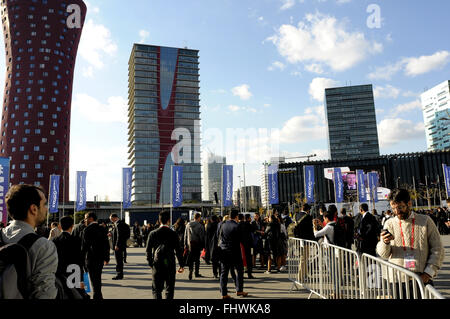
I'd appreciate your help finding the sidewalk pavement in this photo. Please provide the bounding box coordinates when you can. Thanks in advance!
[95,235,450,299]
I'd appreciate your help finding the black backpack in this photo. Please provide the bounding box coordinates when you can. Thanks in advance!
[0,232,40,299]
[152,243,172,267]
[326,220,346,247]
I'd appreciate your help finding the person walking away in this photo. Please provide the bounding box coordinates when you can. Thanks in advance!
[184,213,205,280]
[218,210,248,299]
[205,215,220,278]
[48,222,61,240]
[243,214,255,278]
[378,189,444,294]
[340,208,354,250]
[146,211,184,299]
[51,216,87,299]
[133,221,143,247]
[109,213,129,280]
[277,215,288,272]
[251,213,265,269]
[0,184,58,299]
[264,214,281,273]
[354,203,380,256]
[81,212,110,300]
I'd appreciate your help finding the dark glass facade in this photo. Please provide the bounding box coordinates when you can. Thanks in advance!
[277,150,450,206]
[128,44,201,205]
[0,0,86,201]
[325,84,380,160]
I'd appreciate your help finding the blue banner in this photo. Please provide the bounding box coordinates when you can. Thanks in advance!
[49,175,60,214]
[172,166,183,208]
[122,168,132,209]
[222,165,233,207]
[76,171,87,212]
[333,168,344,203]
[368,172,379,203]
[0,157,10,225]
[356,169,367,203]
[268,164,279,205]
[304,166,315,204]
[443,164,450,199]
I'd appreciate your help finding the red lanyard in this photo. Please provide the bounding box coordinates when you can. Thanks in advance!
[399,218,415,251]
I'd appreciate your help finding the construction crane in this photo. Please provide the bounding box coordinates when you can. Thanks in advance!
[284,154,317,162]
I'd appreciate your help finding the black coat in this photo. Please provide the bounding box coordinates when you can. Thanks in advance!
[112,220,129,249]
[205,221,218,262]
[356,213,380,256]
[146,226,184,269]
[81,222,110,267]
[294,212,315,241]
[52,232,84,278]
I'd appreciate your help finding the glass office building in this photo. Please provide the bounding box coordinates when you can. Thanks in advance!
[325,84,380,160]
[128,44,201,205]
[202,153,225,202]
[421,80,450,151]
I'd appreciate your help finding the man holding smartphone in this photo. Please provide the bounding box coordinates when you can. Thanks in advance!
[377,189,444,285]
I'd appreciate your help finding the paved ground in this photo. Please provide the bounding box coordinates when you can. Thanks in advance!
[92,235,450,299]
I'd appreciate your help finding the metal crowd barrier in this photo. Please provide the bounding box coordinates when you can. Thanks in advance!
[288,238,446,300]
[360,253,425,299]
[288,238,323,299]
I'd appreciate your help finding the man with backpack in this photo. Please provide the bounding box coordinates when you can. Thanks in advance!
[293,203,315,241]
[146,211,184,299]
[184,213,205,280]
[109,213,130,280]
[0,184,58,299]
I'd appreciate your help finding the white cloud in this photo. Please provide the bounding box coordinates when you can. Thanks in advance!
[305,63,324,74]
[78,19,118,70]
[280,0,296,10]
[231,84,253,100]
[268,61,286,71]
[73,94,127,123]
[378,118,425,148]
[82,66,94,78]
[84,1,100,14]
[267,12,382,72]
[309,77,340,102]
[369,51,450,80]
[373,84,401,99]
[390,100,422,117]
[139,29,150,44]
[278,106,327,143]
[228,105,258,113]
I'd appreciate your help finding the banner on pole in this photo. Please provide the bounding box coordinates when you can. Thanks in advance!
[0,157,10,225]
[304,166,315,204]
[222,165,233,207]
[356,169,367,203]
[172,166,183,208]
[49,175,60,214]
[333,168,344,203]
[122,168,132,209]
[368,172,379,203]
[268,164,279,205]
[76,171,87,212]
[443,164,450,199]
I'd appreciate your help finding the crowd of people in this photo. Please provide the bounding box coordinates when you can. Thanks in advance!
[0,183,448,300]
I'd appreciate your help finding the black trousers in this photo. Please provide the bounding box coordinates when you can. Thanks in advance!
[187,243,202,275]
[87,262,104,300]
[114,249,124,276]
[244,247,253,276]
[220,250,244,296]
[152,265,176,299]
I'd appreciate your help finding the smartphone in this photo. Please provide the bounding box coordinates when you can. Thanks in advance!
[381,229,393,238]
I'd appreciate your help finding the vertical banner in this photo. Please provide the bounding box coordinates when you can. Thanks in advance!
[222,165,233,207]
[172,166,183,208]
[122,168,132,209]
[49,175,60,214]
[356,169,367,203]
[0,157,10,225]
[368,172,379,203]
[333,168,344,203]
[443,164,450,199]
[76,171,87,212]
[268,164,279,205]
[304,165,315,204]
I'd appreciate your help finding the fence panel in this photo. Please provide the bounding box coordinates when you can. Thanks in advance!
[424,284,445,299]
[360,253,425,299]
[288,238,323,298]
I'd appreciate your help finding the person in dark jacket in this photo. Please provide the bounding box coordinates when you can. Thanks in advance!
[264,214,281,273]
[251,212,265,269]
[109,213,129,280]
[184,213,205,280]
[243,214,255,279]
[294,203,315,240]
[146,211,184,299]
[133,221,143,247]
[72,219,86,240]
[355,203,380,256]
[81,212,110,300]
[340,208,355,249]
[218,210,248,299]
[205,215,220,278]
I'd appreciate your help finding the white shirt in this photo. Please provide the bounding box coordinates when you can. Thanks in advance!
[314,221,335,244]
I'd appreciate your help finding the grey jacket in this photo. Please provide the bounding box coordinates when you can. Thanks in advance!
[184,220,205,250]
[1,220,58,299]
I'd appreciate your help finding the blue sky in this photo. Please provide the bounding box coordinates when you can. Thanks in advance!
[1,0,449,201]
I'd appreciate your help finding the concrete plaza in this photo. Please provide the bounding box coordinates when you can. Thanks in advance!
[96,235,450,299]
